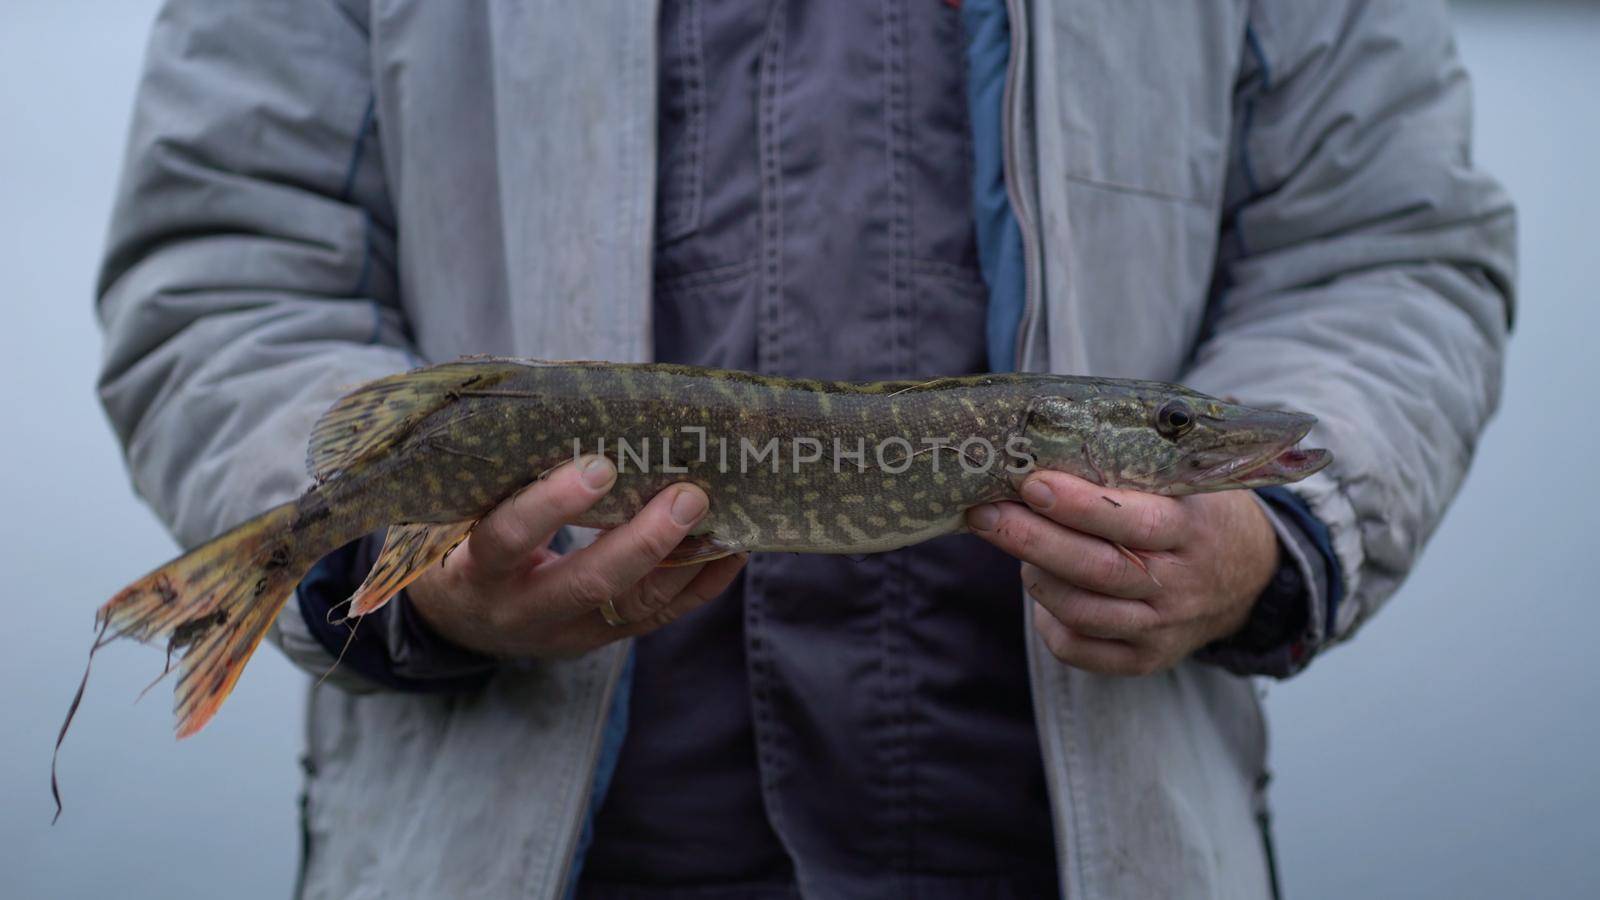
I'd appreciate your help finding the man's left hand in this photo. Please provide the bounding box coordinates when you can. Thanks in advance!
[965,471,1279,676]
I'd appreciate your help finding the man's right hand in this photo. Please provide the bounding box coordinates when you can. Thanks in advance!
[407,455,746,658]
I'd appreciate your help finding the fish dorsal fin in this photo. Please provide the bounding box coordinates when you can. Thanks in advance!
[340,519,476,619]
[306,359,529,481]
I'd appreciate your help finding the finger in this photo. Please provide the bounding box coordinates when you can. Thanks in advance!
[561,553,748,653]
[609,561,709,623]
[967,503,1162,599]
[620,553,746,634]
[687,552,748,604]
[466,455,617,579]
[1031,603,1154,677]
[1018,471,1186,551]
[539,483,710,615]
[1022,564,1159,640]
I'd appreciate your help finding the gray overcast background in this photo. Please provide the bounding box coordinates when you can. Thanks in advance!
[2,2,1594,897]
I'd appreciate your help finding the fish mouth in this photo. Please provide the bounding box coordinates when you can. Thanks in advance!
[1189,413,1332,489]
[1227,444,1331,484]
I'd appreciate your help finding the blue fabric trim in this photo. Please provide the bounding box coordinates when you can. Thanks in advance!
[295,540,491,694]
[338,95,376,203]
[366,298,383,344]
[1245,24,1273,92]
[1238,97,1262,200]
[352,209,376,299]
[342,97,377,301]
[961,0,1026,373]
[562,647,634,899]
[1233,23,1273,258]
[1256,486,1344,644]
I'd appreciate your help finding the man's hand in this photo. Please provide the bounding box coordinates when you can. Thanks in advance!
[408,455,746,659]
[966,471,1279,677]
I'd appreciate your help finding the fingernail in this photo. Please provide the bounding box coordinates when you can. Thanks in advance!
[670,487,708,526]
[580,456,615,489]
[1021,479,1054,510]
[968,504,1000,532]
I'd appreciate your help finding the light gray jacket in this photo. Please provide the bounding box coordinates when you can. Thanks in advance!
[97,1,1513,897]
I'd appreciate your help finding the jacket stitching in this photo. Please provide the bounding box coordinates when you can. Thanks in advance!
[757,1,785,376]
[1059,172,1209,208]
[658,0,705,241]
[342,93,378,306]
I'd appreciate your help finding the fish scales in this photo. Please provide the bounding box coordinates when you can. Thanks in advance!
[61,358,1331,747]
[353,365,1024,554]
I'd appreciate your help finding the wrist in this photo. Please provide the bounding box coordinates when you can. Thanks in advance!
[1211,491,1280,642]
[298,536,495,691]
[404,566,483,654]
[1197,488,1328,678]
[1240,493,1282,598]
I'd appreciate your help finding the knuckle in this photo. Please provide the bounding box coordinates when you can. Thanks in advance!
[1118,605,1152,636]
[634,579,676,617]
[1082,605,1117,636]
[631,599,690,635]
[1134,505,1166,547]
[1022,568,1056,605]
[1095,549,1130,588]
[1043,626,1073,664]
[1059,595,1096,631]
[1128,572,1163,600]
[561,568,616,611]
[647,604,685,630]
[1008,518,1042,558]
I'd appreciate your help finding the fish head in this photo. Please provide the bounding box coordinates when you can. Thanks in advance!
[1019,383,1331,496]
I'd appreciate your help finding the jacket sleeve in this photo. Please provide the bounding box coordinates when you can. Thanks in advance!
[1181,0,1516,666]
[95,0,463,692]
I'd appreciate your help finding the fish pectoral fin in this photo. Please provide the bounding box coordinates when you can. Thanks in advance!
[342,519,476,619]
[661,534,743,567]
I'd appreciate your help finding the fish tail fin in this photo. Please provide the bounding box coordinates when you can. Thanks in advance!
[101,499,312,738]
[54,499,316,819]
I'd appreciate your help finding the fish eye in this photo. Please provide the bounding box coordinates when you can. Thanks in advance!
[1156,399,1195,439]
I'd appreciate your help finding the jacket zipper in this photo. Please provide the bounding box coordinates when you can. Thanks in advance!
[1002,2,1079,896]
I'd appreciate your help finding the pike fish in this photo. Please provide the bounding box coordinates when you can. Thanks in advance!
[59,359,1329,768]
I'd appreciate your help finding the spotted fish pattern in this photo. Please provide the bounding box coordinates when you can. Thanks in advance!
[60,357,1329,759]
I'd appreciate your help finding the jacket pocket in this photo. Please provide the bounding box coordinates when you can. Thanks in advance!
[656,0,705,243]
[1041,1,1242,206]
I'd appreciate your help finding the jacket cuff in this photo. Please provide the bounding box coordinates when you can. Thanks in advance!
[1196,487,1343,678]
[296,533,496,692]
